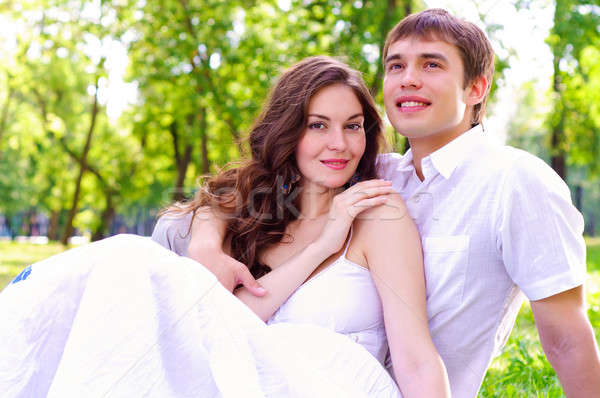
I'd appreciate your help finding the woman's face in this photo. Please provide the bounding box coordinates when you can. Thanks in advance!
[296,84,366,190]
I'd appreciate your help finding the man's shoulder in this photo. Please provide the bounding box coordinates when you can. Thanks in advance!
[487,144,560,180]
[151,212,193,256]
[471,144,571,204]
[468,141,554,178]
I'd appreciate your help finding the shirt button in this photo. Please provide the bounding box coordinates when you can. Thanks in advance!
[412,196,420,203]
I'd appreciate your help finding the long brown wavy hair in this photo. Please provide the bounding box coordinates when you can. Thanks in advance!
[162,56,383,278]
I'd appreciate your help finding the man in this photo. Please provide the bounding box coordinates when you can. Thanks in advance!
[153,8,600,397]
[375,8,600,396]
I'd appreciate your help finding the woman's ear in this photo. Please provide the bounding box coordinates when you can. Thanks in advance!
[466,75,488,106]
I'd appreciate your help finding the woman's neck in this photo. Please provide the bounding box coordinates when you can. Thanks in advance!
[297,182,340,220]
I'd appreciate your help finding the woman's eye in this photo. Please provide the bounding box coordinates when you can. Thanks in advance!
[309,122,326,130]
[346,123,363,131]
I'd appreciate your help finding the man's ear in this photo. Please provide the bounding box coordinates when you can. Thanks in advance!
[466,75,488,106]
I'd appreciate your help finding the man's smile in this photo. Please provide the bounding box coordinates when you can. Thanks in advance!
[396,96,432,112]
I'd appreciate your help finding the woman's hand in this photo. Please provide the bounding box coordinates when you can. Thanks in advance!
[313,179,394,256]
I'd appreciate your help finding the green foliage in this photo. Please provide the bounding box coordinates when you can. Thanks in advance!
[545,0,600,177]
[0,0,596,237]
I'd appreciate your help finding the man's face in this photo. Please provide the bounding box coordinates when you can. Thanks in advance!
[383,36,475,147]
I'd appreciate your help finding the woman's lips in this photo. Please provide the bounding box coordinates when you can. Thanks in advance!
[320,159,349,170]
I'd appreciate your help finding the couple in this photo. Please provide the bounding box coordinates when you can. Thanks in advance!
[1,8,598,398]
[152,7,600,397]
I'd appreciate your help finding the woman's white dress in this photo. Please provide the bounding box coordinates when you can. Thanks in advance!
[0,234,402,397]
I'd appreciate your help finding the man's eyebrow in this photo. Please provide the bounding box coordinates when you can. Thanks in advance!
[421,52,448,63]
[384,52,449,64]
[384,53,403,65]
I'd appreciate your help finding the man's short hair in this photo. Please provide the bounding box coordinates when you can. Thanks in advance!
[383,8,495,126]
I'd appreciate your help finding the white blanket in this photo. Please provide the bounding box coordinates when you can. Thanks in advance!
[0,235,400,398]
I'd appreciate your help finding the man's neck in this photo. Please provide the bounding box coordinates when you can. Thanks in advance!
[409,125,473,181]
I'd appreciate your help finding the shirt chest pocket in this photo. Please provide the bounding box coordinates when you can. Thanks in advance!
[422,235,470,318]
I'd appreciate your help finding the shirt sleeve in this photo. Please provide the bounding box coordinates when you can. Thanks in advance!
[151,213,193,257]
[497,152,586,301]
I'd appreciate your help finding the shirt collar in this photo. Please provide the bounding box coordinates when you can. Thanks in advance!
[394,149,414,174]
[427,124,484,179]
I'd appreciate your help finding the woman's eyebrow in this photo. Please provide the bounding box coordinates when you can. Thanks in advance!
[307,114,330,120]
[308,113,363,121]
[346,113,363,120]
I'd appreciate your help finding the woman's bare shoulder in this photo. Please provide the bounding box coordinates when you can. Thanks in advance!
[356,192,408,224]
[350,192,411,254]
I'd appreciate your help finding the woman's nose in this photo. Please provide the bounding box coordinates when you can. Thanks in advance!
[327,127,347,151]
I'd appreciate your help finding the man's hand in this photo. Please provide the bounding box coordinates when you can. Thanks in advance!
[531,286,600,397]
[188,243,267,296]
[187,207,267,296]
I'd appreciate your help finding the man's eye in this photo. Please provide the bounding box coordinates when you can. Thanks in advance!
[426,62,440,69]
[388,63,403,71]
[309,122,326,129]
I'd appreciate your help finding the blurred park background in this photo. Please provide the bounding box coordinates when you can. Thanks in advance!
[0,0,599,396]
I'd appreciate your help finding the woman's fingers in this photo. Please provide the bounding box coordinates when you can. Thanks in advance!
[347,179,392,191]
[336,181,394,210]
[347,185,394,202]
[348,195,389,218]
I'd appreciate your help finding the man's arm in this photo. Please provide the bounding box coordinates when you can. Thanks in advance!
[187,207,267,295]
[151,208,266,296]
[531,286,600,397]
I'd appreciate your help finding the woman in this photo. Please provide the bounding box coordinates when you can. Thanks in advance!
[153,56,450,397]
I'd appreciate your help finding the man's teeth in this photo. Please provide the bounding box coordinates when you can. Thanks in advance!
[401,101,428,107]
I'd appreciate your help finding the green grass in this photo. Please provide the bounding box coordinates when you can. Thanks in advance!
[1,238,599,396]
[479,237,600,397]
[0,240,68,288]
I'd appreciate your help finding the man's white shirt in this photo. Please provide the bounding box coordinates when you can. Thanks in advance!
[377,124,586,397]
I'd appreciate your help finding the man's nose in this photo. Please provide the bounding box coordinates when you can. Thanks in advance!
[400,65,422,89]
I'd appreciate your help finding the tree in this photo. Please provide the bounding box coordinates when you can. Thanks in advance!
[546,0,600,180]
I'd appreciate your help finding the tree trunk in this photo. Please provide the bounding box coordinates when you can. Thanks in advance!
[5,213,14,239]
[48,210,60,240]
[574,185,582,211]
[61,80,100,245]
[200,107,209,174]
[91,194,116,241]
[169,120,193,202]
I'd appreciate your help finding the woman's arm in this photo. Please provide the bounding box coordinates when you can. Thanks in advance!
[355,193,450,397]
[234,241,333,321]
[235,179,393,322]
